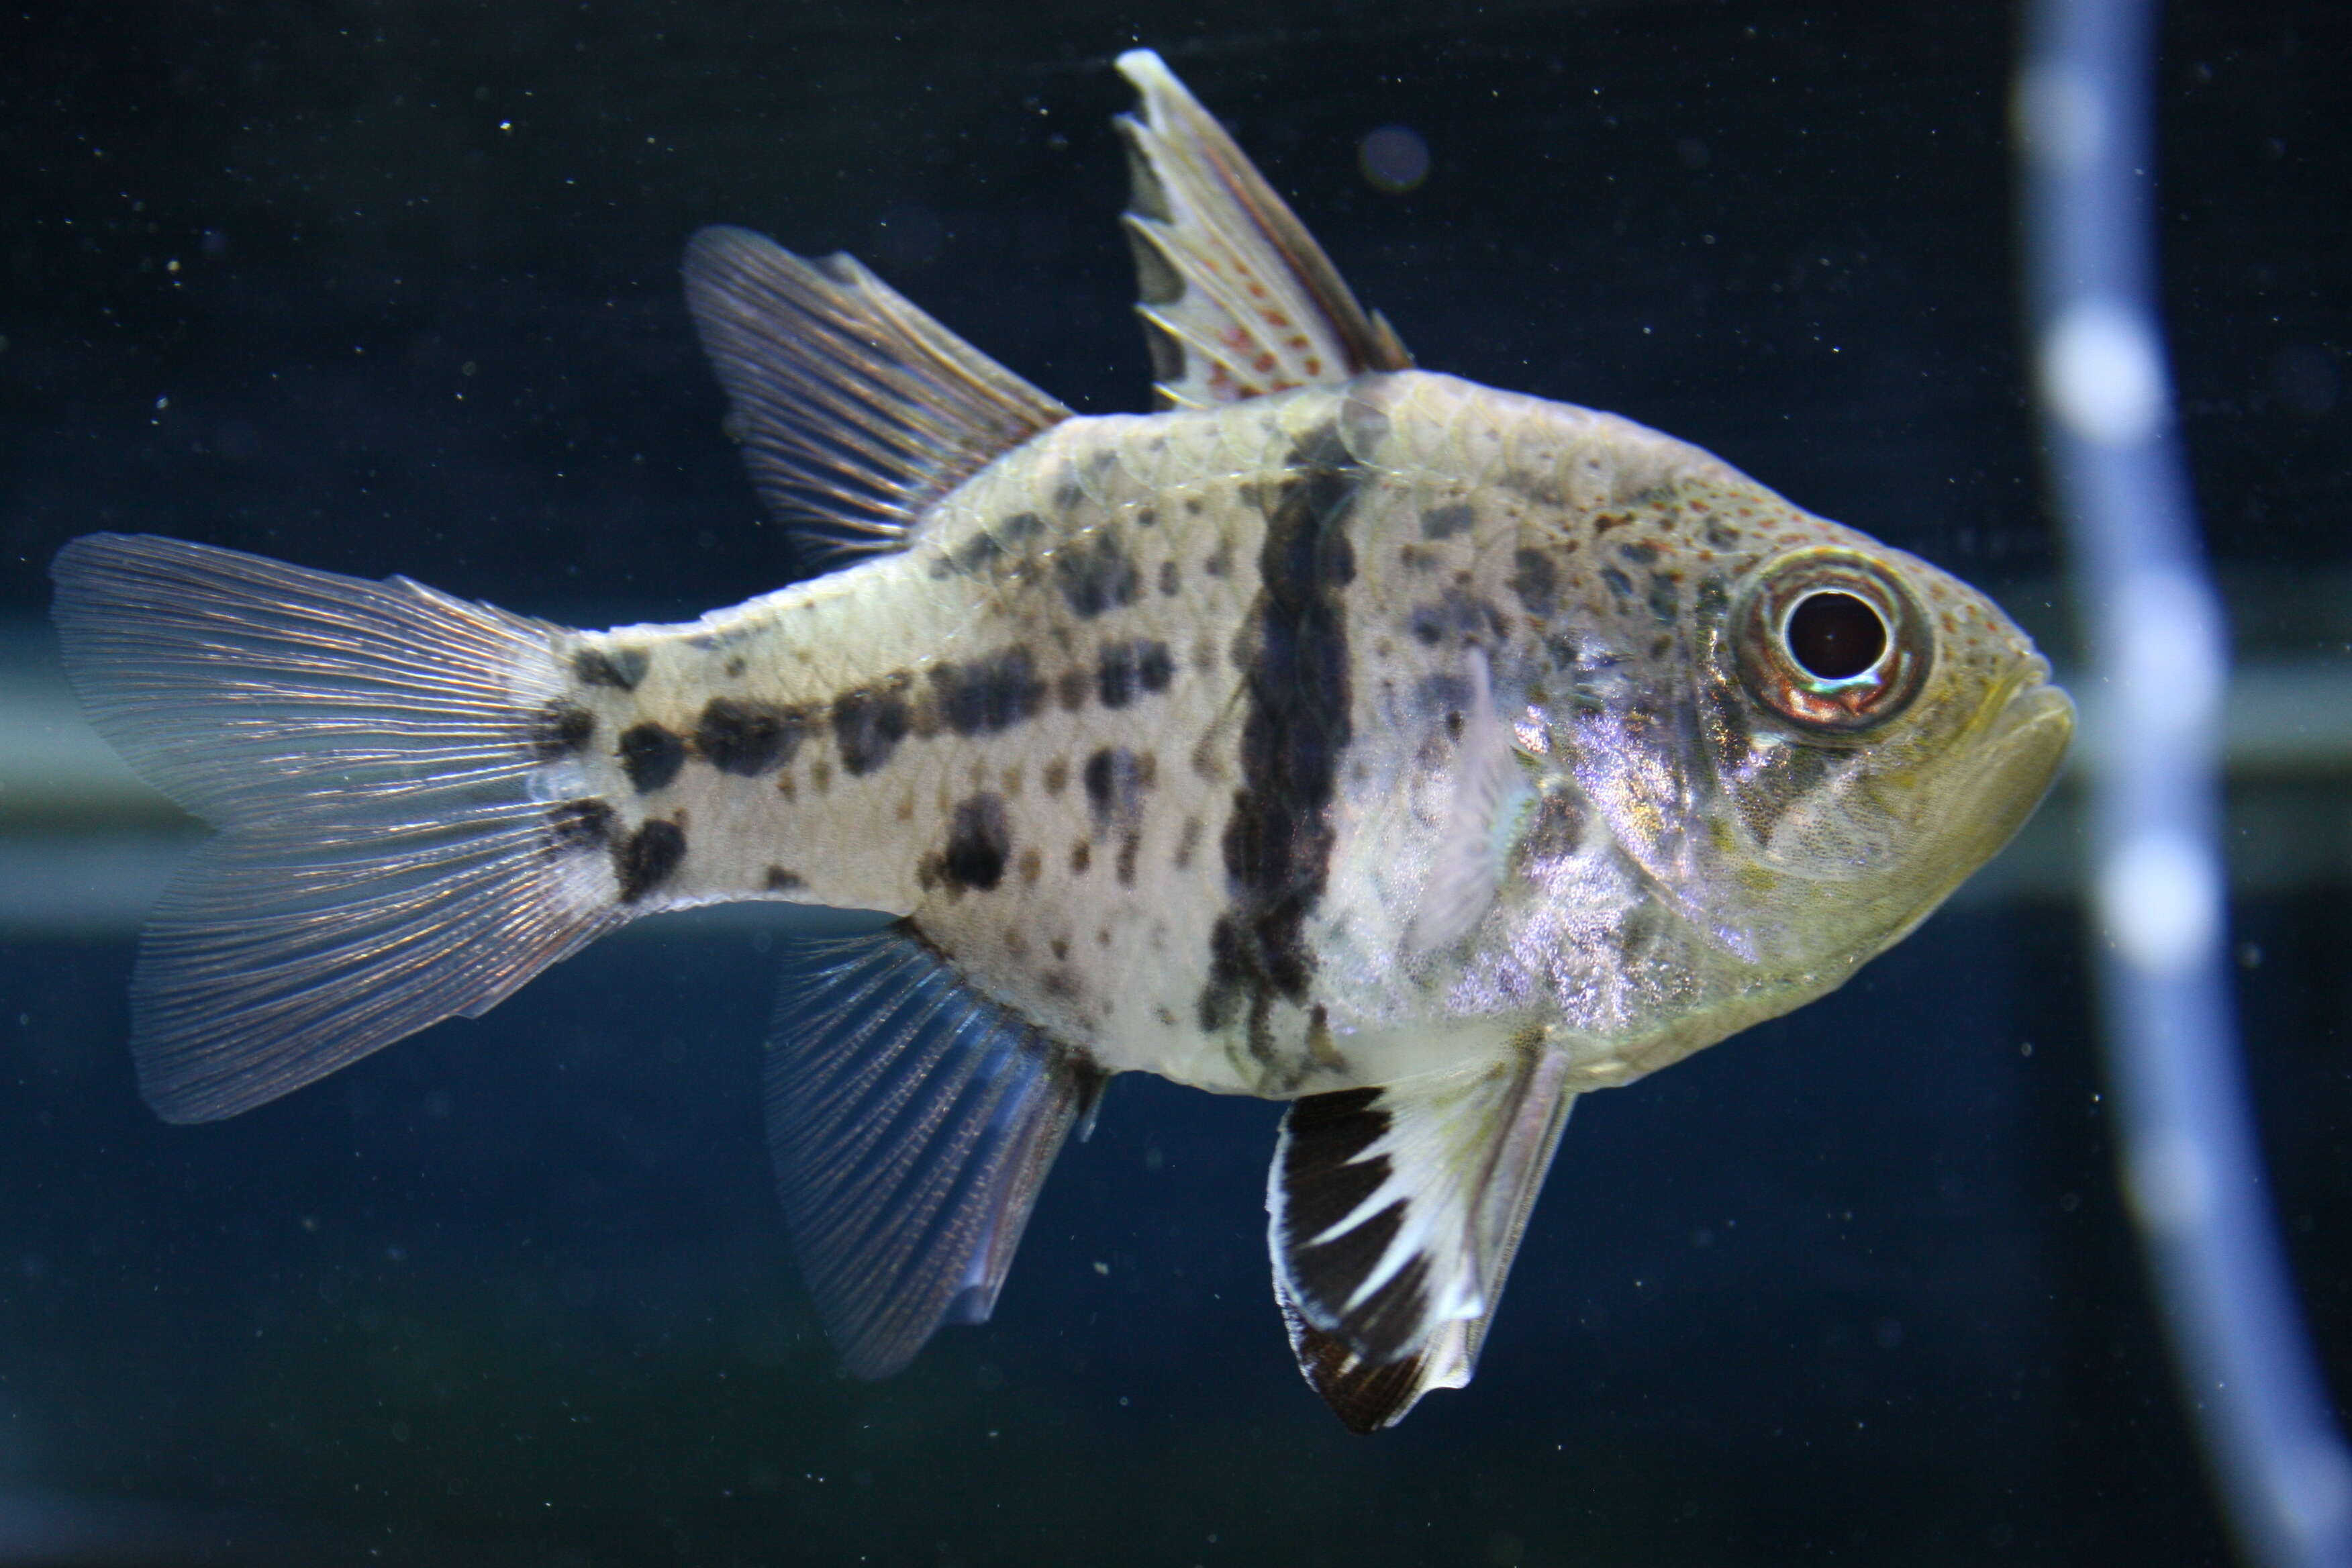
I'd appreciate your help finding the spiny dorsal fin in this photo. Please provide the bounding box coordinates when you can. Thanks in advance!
[683,226,1071,562]
[765,922,1108,1378]
[1267,1041,1575,1430]
[1114,50,1411,409]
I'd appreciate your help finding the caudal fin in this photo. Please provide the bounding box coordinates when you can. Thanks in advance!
[51,534,624,1122]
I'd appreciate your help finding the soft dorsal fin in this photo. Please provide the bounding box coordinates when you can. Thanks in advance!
[1115,50,1412,409]
[683,226,1072,560]
[765,922,1108,1377]
[1267,1040,1574,1431]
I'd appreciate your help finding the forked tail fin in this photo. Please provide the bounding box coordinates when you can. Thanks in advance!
[50,534,625,1122]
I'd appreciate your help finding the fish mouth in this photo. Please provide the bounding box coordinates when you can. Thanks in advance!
[1938,658,2075,872]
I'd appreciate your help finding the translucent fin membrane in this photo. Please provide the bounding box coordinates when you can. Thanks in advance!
[1409,648,1535,956]
[51,534,619,1122]
[683,227,1071,558]
[1114,48,1411,409]
[767,924,1105,1378]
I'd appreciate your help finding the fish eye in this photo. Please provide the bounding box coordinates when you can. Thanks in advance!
[1785,591,1886,681]
[1735,548,1930,732]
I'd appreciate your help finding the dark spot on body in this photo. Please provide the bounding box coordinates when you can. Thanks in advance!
[1704,518,1741,549]
[1159,559,1179,596]
[532,701,597,760]
[619,723,685,793]
[1097,643,1138,708]
[1600,566,1636,601]
[764,865,805,891]
[1510,548,1559,619]
[942,793,1010,893]
[1050,937,1071,962]
[1499,469,1566,505]
[1095,640,1175,708]
[1083,746,1151,833]
[1647,573,1680,622]
[614,818,686,903]
[1055,532,1140,618]
[1071,841,1091,875]
[1116,832,1140,886]
[1409,587,1507,648]
[1043,757,1069,795]
[930,646,1046,736]
[574,646,648,691]
[1202,544,1230,578]
[546,798,614,852]
[1135,507,1157,528]
[1174,816,1201,870]
[831,685,910,776]
[1618,541,1659,566]
[1018,847,1042,884]
[1056,669,1090,712]
[1200,419,1363,1050]
[724,656,746,679]
[954,530,1008,575]
[1420,503,1474,540]
[695,697,805,775]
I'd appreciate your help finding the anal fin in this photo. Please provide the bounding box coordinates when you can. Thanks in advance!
[1267,1039,1574,1430]
[765,922,1106,1378]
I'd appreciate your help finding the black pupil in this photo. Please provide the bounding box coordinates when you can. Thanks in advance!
[1785,591,1887,681]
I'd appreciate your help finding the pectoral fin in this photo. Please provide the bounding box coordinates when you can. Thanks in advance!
[765,922,1107,1377]
[1114,49,1410,409]
[1267,1040,1575,1431]
[1408,647,1536,957]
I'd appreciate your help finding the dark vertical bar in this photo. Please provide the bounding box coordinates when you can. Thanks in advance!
[2018,3,2352,1564]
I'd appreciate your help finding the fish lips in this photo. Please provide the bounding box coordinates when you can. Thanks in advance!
[1900,660,2075,908]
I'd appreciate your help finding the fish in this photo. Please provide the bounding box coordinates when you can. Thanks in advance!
[48,50,2073,1433]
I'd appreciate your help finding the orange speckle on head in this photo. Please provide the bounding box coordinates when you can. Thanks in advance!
[1252,351,1277,375]
[1286,334,1311,351]
[1220,326,1253,351]
[1246,279,1267,298]
[1262,309,1290,329]
[1303,356,1323,377]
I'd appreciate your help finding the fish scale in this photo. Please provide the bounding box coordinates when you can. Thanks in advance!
[46,50,2071,1432]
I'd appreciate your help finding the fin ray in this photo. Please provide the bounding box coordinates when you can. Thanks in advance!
[1268,1041,1575,1428]
[1409,648,1535,954]
[683,228,1071,560]
[50,534,620,1122]
[767,924,1105,1377]
[1114,49,1411,409]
